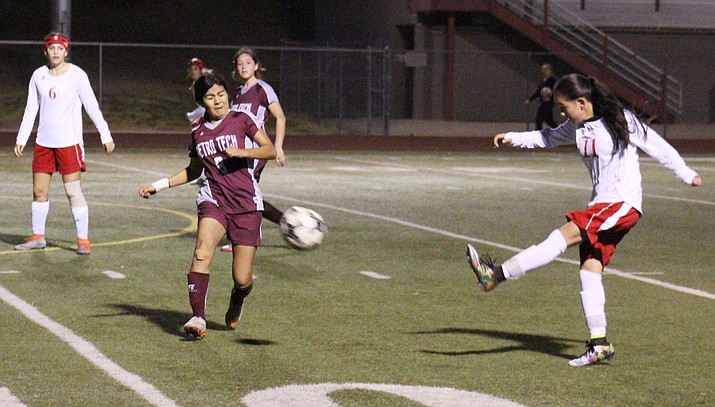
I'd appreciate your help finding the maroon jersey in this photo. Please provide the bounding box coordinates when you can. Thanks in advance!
[231,79,279,128]
[190,110,264,214]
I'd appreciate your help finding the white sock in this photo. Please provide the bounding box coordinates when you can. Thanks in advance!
[502,229,568,279]
[579,269,607,338]
[31,201,50,235]
[72,205,89,240]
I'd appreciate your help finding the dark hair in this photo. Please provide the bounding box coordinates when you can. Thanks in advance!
[193,74,229,105]
[232,47,267,81]
[554,74,631,151]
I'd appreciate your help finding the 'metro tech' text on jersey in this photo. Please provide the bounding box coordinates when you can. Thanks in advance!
[190,110,264,214]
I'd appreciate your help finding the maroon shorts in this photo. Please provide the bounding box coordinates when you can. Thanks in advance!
[566,202,641,267]
[32,144,86,175]
[197,201,262,246]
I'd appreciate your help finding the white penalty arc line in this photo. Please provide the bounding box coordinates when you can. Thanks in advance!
[267,193,715,301]
[0,285,179,407]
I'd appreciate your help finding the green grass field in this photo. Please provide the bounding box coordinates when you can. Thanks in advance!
[1,148,713,406]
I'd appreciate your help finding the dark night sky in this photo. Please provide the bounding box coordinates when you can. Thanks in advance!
[0,0,315,44]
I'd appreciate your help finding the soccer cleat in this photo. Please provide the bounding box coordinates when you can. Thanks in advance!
[466,244,498,292]
[224,288,245,330]
[569,339,615,366]
[183,316,206,340]
[14,234,47,251]
[220,243,233,252]
[76,239,91,255]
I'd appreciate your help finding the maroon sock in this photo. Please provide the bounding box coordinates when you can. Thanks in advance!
[187,272,209,320]
[262,201,284,224]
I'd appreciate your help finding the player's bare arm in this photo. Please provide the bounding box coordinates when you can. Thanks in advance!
[138,157,203,198]
[225,130,276,160]
[268,101,286,166]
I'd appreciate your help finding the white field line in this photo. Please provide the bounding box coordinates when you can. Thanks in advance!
[0,387,26,407]
[334,156,715,206]
[103,270,127,279]
[0,285,179,407]
[88,158,715,300]
[361,271,392,280]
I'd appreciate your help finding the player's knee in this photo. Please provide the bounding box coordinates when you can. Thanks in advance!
[64,181,87,208]
[194,248,210,261]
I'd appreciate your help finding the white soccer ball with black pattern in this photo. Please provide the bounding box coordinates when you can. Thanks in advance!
[280,206,327,250]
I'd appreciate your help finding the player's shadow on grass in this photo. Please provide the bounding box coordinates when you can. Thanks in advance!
[0,233,27,247]
[103,304,277,345]
[413,328,581,360]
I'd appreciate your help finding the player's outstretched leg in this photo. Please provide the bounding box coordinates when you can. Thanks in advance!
[569,337,615,366]
[466,244,504,292]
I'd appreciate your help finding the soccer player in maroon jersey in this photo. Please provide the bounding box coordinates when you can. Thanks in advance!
[139,74,276,340]
[221,47,287,252]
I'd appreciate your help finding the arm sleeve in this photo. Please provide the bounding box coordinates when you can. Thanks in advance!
[508,120,577,149]
[16,75,40,146]
[76,68,113,144]
[628,115,698,184]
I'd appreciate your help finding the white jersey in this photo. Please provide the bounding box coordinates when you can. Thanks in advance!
[16,63,112,148]
[507,111,698,213]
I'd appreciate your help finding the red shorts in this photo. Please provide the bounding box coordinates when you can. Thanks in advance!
[566,202,641,267]
[197,201,262,246]
[32,144,86,175]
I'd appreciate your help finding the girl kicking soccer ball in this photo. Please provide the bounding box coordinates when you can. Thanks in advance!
[467,73,701,366]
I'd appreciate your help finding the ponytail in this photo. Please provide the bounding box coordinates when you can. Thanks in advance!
[554,74,633,152]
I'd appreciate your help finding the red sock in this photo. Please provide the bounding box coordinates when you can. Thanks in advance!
[187,272,209,319]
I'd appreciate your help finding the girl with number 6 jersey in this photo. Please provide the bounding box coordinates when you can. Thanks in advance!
[14,32,115,255]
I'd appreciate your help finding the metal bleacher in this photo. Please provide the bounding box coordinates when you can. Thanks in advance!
[409,0,683,121]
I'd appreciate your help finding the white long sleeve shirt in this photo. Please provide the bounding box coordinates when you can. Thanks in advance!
[16,64,112,148]
[506,112,698,213]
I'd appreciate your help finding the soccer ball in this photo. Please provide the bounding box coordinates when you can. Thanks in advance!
[540,86,553,102]
[280,206,327,250]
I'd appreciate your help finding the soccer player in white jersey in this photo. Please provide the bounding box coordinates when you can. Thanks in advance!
[14,33,115,255]
[466,73,701,366]
[185,57,213,126]
[139,74,276,340]
[221,47,287,252]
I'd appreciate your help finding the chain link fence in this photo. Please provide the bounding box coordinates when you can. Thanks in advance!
[1,41,710,136]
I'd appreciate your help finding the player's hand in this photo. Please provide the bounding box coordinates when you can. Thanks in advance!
[14,144,24,157]
[224,146,243,158]
[493,133,511,148]
[691,175,702,187]
[138,185,157,199]
[275,147,285,167]
[103,141,115,155]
